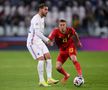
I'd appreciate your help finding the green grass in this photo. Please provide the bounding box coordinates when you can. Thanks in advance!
[0,50,108,90]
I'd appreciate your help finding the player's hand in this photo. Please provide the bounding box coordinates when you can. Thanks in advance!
[77,42,82,48]
[47,40,53,46]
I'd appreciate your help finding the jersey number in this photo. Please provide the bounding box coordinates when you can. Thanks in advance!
[69,48,73,53]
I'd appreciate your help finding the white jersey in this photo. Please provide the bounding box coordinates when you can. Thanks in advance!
[27,14,49,45]
[26,14,49,59]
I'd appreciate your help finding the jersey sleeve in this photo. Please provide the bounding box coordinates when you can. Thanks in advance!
[31,19,49,42]
[48,29,56,41]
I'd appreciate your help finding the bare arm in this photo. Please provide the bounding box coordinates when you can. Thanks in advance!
[73,32,82,48]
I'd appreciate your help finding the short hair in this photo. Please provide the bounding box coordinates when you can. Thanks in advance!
[38,3,48,10]
[59,19,66,23]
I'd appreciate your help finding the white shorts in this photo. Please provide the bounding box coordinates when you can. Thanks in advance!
[27,42,49,60]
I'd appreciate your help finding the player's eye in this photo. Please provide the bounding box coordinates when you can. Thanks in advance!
[60,24,65,26]
[45,8,48,11]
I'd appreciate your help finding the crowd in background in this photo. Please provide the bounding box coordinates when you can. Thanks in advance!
[0,0,108,38]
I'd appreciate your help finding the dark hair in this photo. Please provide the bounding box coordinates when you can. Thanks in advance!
[59,19,66,23]
[38,3,48,10]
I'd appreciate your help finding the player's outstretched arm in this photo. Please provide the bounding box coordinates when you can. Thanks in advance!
[74,32,82,48]
[31,22,49,43]
[35,29,49,43]
[48,29,56,46]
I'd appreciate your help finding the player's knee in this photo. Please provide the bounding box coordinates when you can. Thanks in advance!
[56,66,60,70]
[70,55,78,62]
[44,53,51,60]
[72,60,78,64]
[70,55,77,60]
[46,55,51,59]
[56,64,61,70]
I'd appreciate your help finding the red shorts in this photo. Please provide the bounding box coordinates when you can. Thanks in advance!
[57,45,77,64]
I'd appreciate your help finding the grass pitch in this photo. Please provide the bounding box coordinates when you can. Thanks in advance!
[0,50,108,90]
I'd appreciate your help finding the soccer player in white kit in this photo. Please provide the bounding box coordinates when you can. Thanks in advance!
[26,3,59,87]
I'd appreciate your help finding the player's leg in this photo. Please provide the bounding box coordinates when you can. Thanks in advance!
[70,54,85,85]
[69,46,82,77]
[70,54,84,83]
[56,60,69,77]
[44,52,52,79]
[27,44,50,86]
[37,56,50,87]
[26,44,37,60]
[42,43,59,84]
[70,55,82,77]
[56,52,70,84]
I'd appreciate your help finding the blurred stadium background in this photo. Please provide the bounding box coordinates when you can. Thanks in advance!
[0,0,108,90]
[0,0,108,50]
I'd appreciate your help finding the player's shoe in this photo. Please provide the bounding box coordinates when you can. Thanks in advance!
[39,81,51,87]
[47,78,59,84]
[61,73,70,84]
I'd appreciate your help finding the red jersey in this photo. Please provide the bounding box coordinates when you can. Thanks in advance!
[48,27,76,50]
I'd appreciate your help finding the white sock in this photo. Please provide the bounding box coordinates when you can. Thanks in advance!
[46,59,52,79]
[37,60,45,82]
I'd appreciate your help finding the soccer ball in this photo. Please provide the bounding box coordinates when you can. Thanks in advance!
[73,76,84,87]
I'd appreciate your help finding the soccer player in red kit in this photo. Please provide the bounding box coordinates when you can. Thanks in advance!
[48,19,84,84]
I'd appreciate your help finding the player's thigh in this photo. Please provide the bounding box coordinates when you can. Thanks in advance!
[42,43,51,59]
[27,44,44,60]
[57,51,68,64]
[68,46,78,61]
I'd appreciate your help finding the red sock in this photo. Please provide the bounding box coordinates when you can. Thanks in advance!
[73,60,82,76]
[57,67,67,77]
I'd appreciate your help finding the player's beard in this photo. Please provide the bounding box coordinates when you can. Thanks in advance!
[43,13,47,17]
